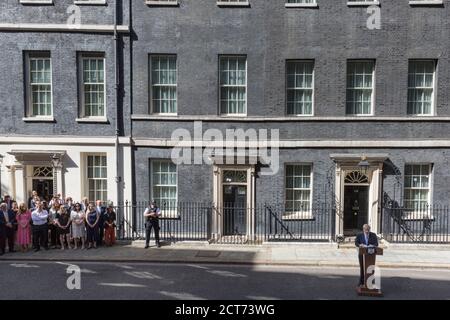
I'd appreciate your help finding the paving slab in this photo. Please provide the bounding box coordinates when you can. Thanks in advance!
[1,243,450,269]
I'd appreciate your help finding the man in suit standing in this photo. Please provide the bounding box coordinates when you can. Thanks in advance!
[355,224,379,287]
[0,202,17,255]
[95,200,106,246]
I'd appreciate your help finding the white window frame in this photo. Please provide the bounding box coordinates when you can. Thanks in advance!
[85,154,108,203]
[150,159,178,218]
[407,59,436,116]
[149,54,178,115]
[78,53,107,120]
[286,60,315,116]
[346,59,375,116]
[284,163,314,220]
[24,51,54,121]
[403,163,433,219]
[219,55,248,116]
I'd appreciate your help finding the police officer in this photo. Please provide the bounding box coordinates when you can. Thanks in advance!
[144,201,161,248]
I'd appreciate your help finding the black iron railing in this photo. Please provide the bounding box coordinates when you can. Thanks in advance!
[115,201,335,244]
[114,201,450,244]
[382,204,450,243]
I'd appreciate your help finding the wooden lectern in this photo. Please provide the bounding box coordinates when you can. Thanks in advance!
[356,247,383,297]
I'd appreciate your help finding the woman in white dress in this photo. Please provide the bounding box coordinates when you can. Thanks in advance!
[70,203,86,250]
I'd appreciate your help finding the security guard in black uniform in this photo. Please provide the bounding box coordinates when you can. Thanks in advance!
[144,201,161,248]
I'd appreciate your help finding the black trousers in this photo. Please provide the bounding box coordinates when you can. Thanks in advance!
[358,254,365,285]
[145,219,160,245]
[32,224,48,250]
[98,226,104,246]
[0,226,14,253]
[48,224,58,246]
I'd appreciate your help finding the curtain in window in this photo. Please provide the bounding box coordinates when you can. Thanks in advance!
[220,56,246,114]
[151,56,177,114]
[346,61,374,115]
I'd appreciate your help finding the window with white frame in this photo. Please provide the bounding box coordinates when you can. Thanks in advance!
[220,56,247,115]
[346,60,374,115]
[407,60,435,116]
[26,52,52,118]
[151,160,177,211]
[87,155,108,202]
[285,164,312,219]
[150,55,177,114]
[404,164,431,211]
[80,53,106,118]
[286,60,314,115]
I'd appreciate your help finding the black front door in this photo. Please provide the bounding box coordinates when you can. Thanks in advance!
[32,179,53,202]
[223,185,247,235]
[344,186,369,235]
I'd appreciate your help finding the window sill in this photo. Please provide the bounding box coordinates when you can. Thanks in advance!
[409,0,443,5]
[347,1,380,6]
[19,0,53,4]
[217,1,250,8]
[73,0,107,5]
[23,116,55,123]
[145,0,179,6]
[282,212,314,221]
[285,3,318,8]
[150,113,178,117]
[219,114,248,118]
[76,117,109,123]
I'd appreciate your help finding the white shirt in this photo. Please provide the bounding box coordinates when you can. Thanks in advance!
[144,206,161,217]
[2,210,9,223]
[32,209,49,226]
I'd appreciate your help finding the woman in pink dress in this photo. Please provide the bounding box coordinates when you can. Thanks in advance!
[16,203,32,252]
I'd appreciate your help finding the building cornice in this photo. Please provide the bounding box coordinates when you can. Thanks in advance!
[3,136,450,148]
[0,135,132,146]
[131,138,450,148]
[131,114,450,122]
[0,23,130,33]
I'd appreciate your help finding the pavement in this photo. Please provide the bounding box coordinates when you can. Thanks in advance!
[1,240,450,269]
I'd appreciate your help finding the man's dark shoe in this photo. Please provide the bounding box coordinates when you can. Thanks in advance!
[34,248,40,252]
[156,243,161,248]
[145,245,149,249]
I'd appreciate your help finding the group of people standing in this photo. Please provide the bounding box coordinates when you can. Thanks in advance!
[0,193,116,255]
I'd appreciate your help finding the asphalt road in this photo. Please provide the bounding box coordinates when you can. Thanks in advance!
[0,261,449,300]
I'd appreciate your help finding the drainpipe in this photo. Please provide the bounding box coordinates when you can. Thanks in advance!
[113,0,121,206]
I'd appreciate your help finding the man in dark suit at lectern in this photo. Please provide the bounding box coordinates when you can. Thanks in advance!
[355,224,379,287]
